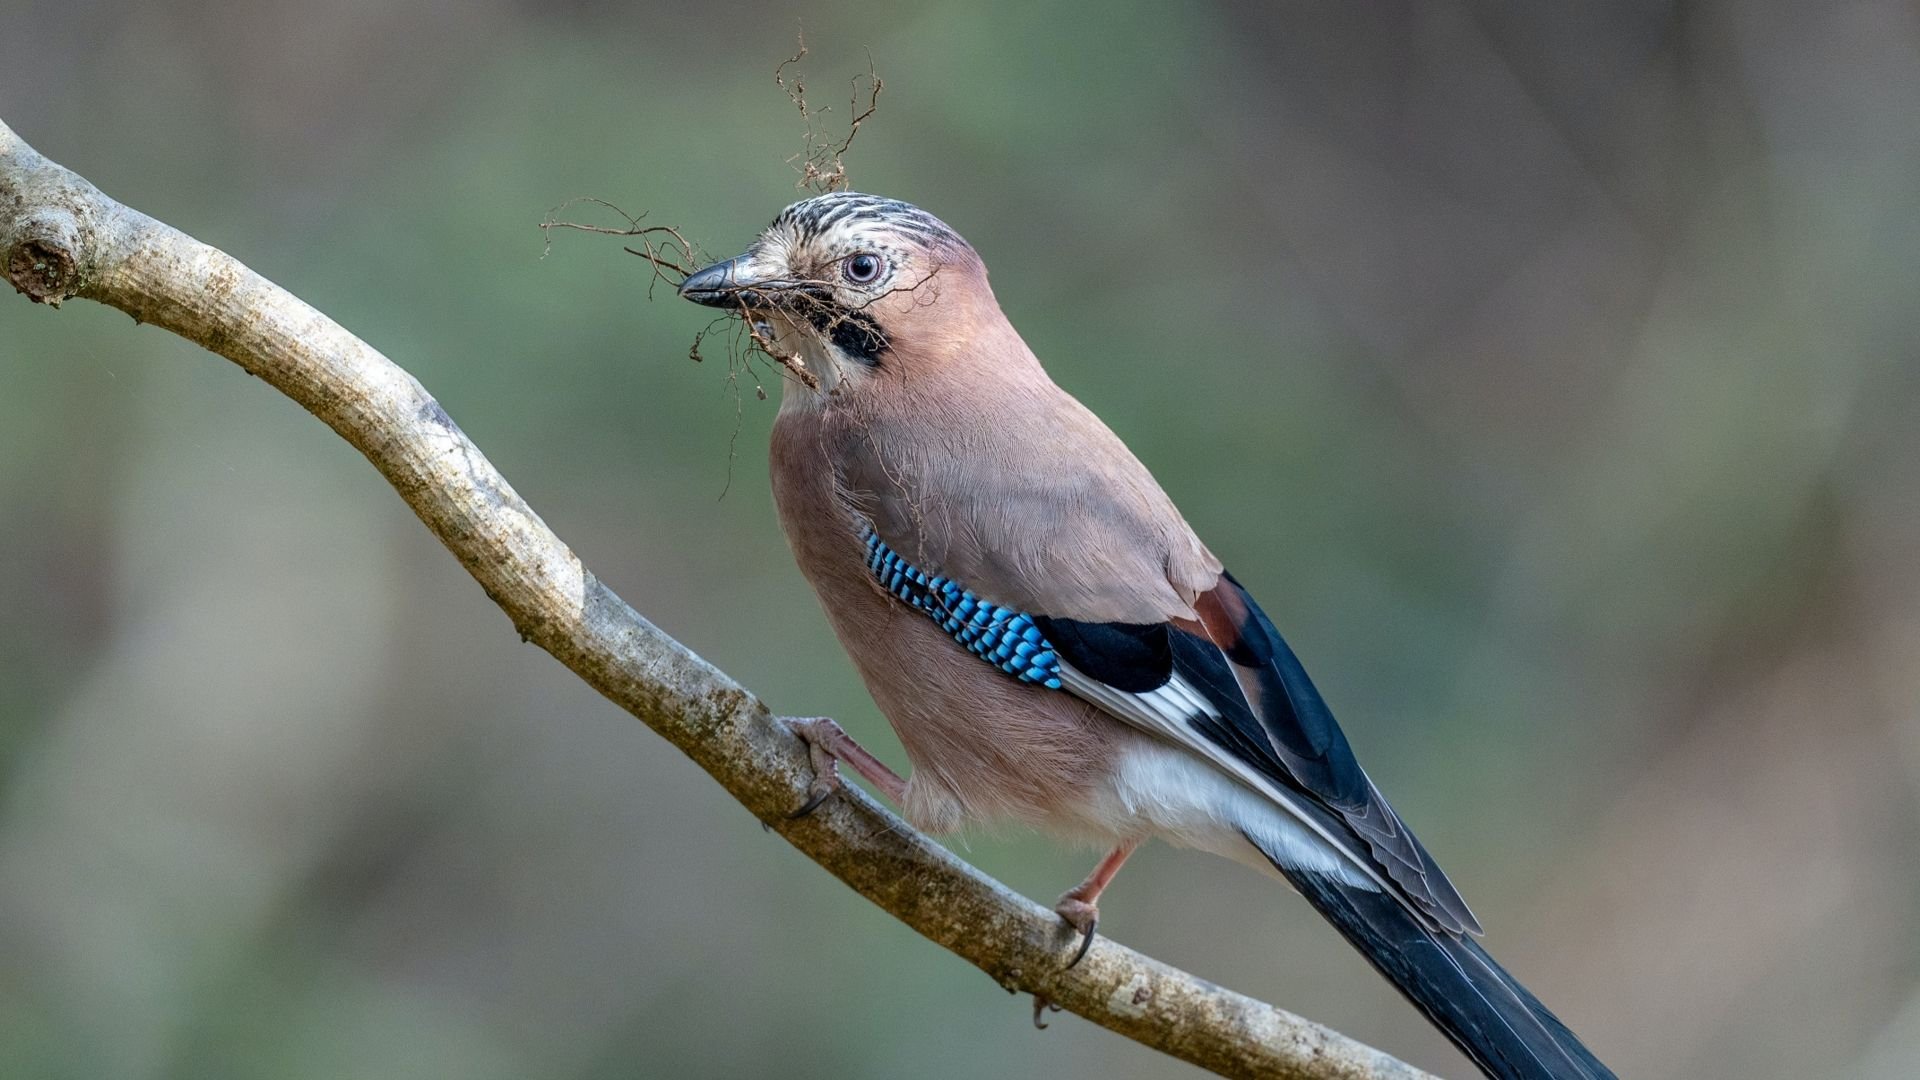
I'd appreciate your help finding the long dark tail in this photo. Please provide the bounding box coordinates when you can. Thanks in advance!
[1272,862,1614,1080]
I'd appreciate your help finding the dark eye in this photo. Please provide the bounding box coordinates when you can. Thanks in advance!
[842,253,884,285]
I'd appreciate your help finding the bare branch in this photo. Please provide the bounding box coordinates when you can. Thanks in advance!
[0,116,1432,1080]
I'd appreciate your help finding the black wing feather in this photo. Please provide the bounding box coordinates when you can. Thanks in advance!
[1029,617,1170,693]
[1045,570,1478,935]
[1171,613,1369,809]
[1220,570,1369,806]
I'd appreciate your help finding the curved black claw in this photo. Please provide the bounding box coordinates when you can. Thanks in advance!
[1032,994,1062,1030]
[787,785,835,820]
[1065,916,1098,969]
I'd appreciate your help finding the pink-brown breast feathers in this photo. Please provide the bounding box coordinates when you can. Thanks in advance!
[768,403,1136,834]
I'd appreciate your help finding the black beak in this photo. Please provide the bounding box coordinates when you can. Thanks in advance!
[679,254,756,308]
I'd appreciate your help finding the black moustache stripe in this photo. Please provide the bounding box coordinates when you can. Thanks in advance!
[805,305,889,368]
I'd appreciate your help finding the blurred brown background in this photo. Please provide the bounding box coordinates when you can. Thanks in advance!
[3,2,1918,1077]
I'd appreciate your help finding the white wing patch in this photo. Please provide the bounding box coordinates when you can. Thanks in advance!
[1058,662,1386,893]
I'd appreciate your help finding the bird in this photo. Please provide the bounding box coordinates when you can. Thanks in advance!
[677,191,1614,1080]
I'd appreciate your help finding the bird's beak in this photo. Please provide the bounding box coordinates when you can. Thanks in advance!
[680,253,774,309]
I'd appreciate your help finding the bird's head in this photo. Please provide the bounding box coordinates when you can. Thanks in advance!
[678,192,995,398]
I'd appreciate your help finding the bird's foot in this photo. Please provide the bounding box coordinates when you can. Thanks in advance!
[783,716,908,819]
[787,719,844,820]
[1049,840,1138,969]
[1053,895,1100,970]
[1031,993,1063,1030]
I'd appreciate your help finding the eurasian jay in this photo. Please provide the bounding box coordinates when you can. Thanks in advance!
[678,192,1613,1080]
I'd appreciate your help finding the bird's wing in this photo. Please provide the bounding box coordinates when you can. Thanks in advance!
[846,391,1478,933]
[1039,575,1481,935]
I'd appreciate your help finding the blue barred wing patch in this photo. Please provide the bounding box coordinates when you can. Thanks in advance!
[862,530,1063,689]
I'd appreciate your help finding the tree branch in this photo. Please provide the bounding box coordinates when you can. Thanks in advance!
[0,117,1431,1080]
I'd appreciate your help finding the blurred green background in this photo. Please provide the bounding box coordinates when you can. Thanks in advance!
[4,2,1919,1077]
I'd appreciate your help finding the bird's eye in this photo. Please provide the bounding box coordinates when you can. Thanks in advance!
[842,253,884,285]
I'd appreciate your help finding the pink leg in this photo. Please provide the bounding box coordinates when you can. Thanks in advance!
[1054,839,1140,968]
[785,716,908,818]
